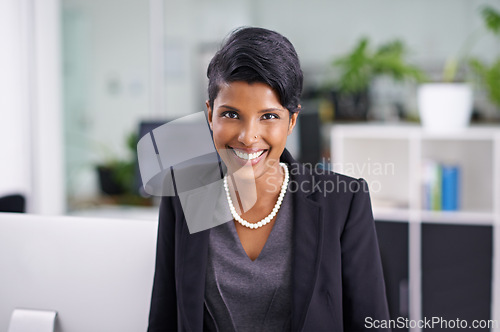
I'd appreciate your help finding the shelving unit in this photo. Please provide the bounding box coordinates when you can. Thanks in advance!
[330,123,500,332]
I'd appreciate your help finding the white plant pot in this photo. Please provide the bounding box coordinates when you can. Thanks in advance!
[418,83,473,132]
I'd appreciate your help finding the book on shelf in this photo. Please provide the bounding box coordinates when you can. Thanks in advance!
[421,160,460,211]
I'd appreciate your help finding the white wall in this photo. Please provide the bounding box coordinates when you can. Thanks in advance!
[253,0,500,82]
[161,0,500,106]
[0,0,65,214]
[32,0,66,214]
[0,0,31,199]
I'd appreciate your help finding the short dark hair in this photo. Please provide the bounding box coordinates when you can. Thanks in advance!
[207,27,303,114]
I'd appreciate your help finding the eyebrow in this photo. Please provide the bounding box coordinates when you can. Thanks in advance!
[219,105,286,113]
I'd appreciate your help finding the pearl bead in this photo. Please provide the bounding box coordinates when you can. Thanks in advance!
[224,163,289,230]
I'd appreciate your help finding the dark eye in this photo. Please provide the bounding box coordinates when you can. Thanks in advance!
[262,113,279,120]
[221,111,239,119]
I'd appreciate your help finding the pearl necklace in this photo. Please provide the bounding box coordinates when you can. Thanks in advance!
[223,162,289,229]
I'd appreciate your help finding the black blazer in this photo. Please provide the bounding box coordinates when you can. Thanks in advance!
[148,149,390,331]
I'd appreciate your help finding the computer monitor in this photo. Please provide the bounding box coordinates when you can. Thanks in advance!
[0,212,157,332]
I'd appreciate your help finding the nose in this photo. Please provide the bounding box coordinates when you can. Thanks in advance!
[238,120,259,146]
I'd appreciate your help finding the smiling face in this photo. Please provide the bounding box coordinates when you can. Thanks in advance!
[207,81,298,181]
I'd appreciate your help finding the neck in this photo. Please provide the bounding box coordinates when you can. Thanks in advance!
[226,162,285,214]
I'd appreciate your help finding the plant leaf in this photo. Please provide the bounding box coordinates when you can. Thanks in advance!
[470,57,500,108]
[481,6,500,35]
[331,37,426,93]
[332,37,373,93]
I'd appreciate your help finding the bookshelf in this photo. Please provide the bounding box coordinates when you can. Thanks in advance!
[330,123,500,332]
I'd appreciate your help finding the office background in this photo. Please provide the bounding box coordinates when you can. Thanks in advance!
[1,0,499,213]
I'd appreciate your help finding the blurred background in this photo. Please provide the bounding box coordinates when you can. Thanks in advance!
[1,0,499,214]
[1,0,500,331]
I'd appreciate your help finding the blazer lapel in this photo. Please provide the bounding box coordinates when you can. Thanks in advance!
[176,173,232,331]
[279,149,324,331]
[288,164,324,331]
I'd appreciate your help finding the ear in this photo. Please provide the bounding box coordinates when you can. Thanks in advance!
[206,100,213,131]
[287,105,300,135]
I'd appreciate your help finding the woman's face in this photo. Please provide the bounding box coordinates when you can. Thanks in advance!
[207,81,298,181]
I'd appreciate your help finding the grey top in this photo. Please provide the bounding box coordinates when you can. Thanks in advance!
[204,188,293,332]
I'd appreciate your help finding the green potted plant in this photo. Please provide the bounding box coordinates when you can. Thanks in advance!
[327,37,425,121]
[418,5,500,131]
[96,132,149,205]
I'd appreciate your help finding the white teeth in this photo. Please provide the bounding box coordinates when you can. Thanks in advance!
[233,149,265,160]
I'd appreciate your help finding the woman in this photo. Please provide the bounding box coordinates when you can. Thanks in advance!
[148,27,390,331]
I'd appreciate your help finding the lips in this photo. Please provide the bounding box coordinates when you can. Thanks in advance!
[233,149,265,160]
[229,147,268,165]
